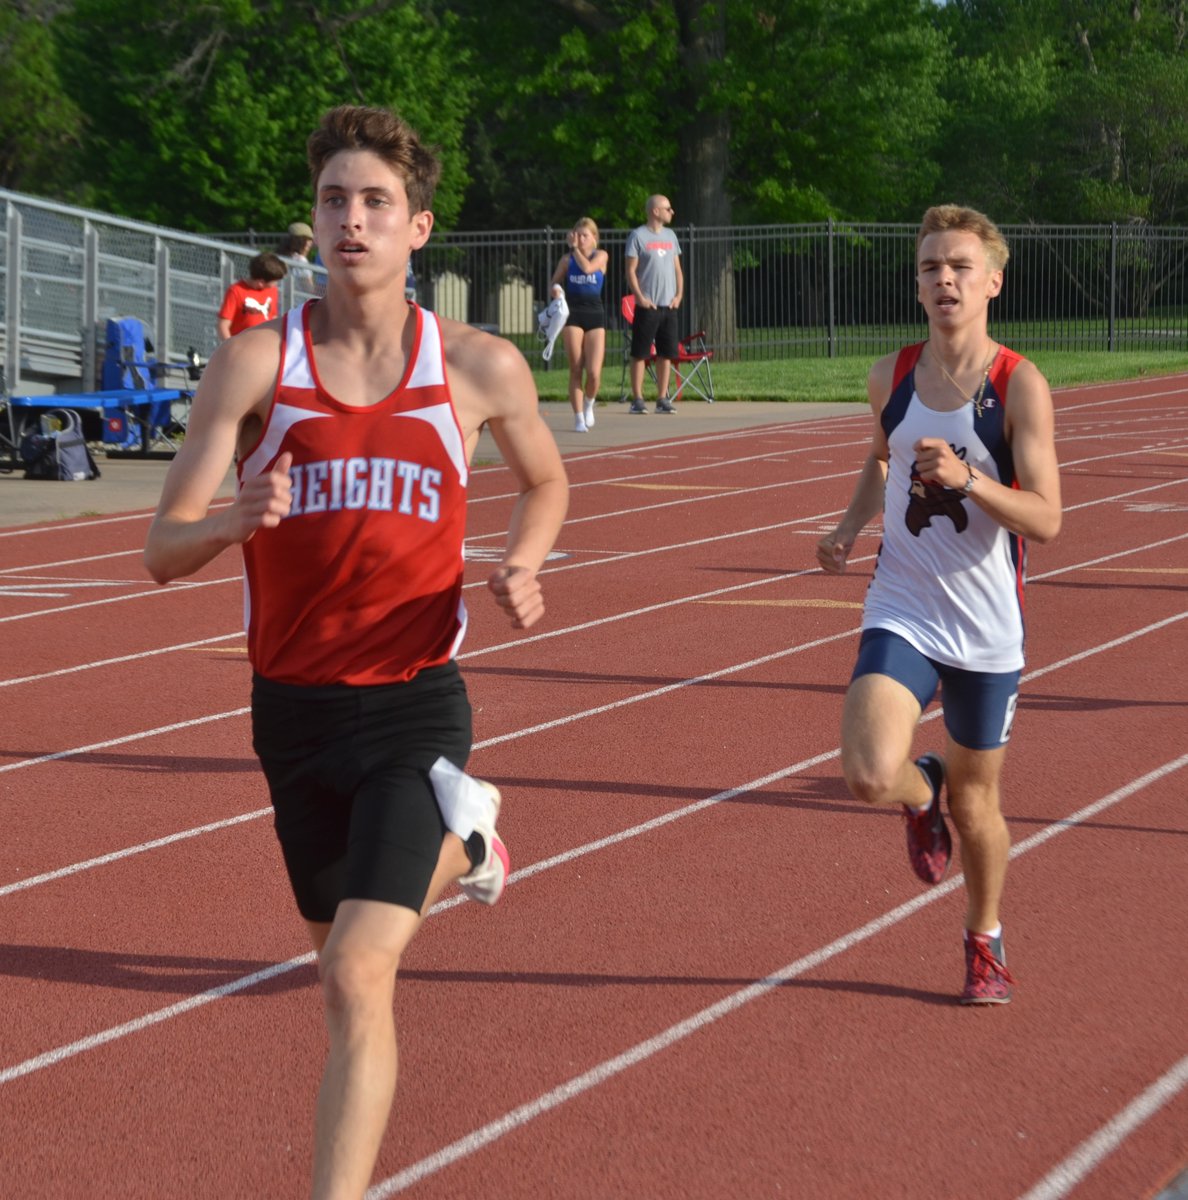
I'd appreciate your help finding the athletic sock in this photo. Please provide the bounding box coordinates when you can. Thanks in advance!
[905,761,937,812]
[464,831,487,869]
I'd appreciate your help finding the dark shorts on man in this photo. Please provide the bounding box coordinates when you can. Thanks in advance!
[565,301,606,332]
[251,661,473,922]
[630,305,680,361]
[851,628,1020,751]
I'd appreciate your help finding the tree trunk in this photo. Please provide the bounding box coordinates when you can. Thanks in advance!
[673,0,737,360]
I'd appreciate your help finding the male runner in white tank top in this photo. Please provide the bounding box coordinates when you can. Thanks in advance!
[145,105,568,1199]
[817,205,1061,1005]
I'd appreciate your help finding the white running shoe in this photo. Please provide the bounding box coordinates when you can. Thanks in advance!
[457,781,509,906]
[429,759,510,906]
[574,416,588,433]
[583,399,596,428]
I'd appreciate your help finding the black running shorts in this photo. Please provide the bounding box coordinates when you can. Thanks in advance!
[565,301,606,332]
[630,305,679,361]
[251,662,473,922]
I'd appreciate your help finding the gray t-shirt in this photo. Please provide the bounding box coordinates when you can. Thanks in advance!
[625,224,682,307]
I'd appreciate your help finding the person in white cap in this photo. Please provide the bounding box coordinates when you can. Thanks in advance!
[275,221,317,290]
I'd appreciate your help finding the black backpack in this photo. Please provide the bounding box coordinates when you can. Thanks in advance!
[19,410,101,481]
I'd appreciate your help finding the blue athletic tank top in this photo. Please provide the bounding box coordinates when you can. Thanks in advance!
[565,254,605,304]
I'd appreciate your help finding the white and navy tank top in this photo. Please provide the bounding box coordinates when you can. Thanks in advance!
[863,341,1027,672]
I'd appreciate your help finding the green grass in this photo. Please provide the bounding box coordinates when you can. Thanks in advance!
[531,348,1188,404]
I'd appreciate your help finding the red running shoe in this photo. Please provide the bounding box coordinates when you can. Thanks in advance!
[961,929,1016,1005]
[903,753,951,884]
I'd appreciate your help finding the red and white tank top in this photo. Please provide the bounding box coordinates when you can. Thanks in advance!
[237,301,469,686]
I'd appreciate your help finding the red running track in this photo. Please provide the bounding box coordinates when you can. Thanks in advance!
[1,379,1186,1200]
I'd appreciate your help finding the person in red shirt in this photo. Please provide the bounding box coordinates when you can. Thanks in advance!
[216,252,286,339]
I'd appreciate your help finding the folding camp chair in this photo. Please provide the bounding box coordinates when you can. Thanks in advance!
[617,294,715,404]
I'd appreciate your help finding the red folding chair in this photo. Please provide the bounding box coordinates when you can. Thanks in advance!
[618,294,715,403]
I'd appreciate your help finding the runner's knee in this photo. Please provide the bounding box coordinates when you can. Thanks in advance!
[947,787,1004,840]
[318,945,401,1023]
[842,751,901,807]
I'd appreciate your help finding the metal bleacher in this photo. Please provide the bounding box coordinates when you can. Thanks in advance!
[0,187,324,468]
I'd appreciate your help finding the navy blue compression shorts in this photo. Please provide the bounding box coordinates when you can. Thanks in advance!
[851,628,1020,751]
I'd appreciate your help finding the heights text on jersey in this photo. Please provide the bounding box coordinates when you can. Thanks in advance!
[237,302,469,686]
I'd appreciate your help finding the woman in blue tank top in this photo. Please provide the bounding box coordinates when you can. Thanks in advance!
[549,217,608,432]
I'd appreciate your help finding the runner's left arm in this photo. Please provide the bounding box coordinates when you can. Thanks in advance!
[449,329,569,628]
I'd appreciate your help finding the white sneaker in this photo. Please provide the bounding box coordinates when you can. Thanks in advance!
[457,781,509,905]
[428,759,509,906]
[583,399,596,428]
[574,416,588,432]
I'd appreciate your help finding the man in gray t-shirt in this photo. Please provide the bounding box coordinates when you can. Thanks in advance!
[624,194,684,413]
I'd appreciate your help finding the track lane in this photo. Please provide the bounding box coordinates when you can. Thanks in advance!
[0,382,1185,1198]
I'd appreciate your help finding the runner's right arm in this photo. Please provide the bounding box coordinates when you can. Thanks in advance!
[816,353,893,574]
[144,328,287,584]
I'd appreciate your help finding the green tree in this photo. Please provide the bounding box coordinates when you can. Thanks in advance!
[453,0,950,228]
[53,0,472,232]
[938,0,1188,223]
[726,1,949,224]
[449,0,949,354]
[0,2,82,193]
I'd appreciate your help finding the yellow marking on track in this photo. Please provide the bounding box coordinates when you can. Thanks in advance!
[701,598,864,609]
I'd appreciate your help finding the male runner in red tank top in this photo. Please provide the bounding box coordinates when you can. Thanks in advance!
[144,105,568,1200]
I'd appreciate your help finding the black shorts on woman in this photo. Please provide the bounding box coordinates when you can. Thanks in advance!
[565,298,606,332]
[251,661,473,922]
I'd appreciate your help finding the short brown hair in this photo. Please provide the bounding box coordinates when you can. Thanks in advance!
[249,252,287,283]
[307,105,442,214]
[917,205,1010,271]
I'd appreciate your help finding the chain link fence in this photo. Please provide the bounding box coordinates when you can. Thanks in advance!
[4,189,1187,396]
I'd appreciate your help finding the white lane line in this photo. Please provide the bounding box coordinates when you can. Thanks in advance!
[1015,1055,1188,1200]
[0,549,146,574]
[363,753,1188,1198]
[0,708,251,781]
[0,808,261,899]
[6,468,1187,686]
[5,522,1182,780]
[0,622,865,897]
[0,428,854,566]
[0,574,239,625]
[0,525,840,687]
[1,527,1184,804]
[0,511,185,540]
[1,614,1184,1089]
[0,956,316,1085]
[3,424,1176,578]
[4,747,1183,1105]
[0,633,243,689]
